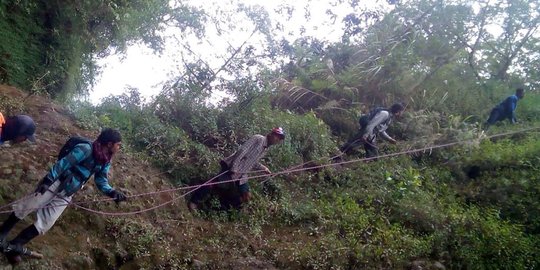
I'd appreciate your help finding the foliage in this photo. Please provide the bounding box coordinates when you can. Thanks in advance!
[10,0,540,268]
[0,0,205,99]
[69,89,220,184]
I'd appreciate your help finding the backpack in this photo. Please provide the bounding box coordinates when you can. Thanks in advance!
[359,107,387,128]
[58,137,107,184]
[58,137,93,160]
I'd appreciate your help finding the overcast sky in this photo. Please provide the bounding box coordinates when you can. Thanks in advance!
[90,0,390,104]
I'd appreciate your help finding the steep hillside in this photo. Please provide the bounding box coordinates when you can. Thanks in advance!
[1,85,539,270]
[0,85,266,269]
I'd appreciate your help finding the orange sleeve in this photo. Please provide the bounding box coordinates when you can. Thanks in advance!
[0,112,4,139]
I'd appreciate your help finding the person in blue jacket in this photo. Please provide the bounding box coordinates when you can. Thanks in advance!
[485,88,525,129]
[0,128,127,263]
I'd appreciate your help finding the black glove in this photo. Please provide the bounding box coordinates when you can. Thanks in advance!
[108,190,127,203]
[35,177,53,195]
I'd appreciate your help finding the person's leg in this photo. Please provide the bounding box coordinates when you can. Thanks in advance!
[340,129,365,155]
[189,169,231,211]
[188,185,212,211]
[236,183,251,209]
[1,180,61,247]
[33,193,71,235]
[5,187,69,263]
[0,213,21,242]
[505,112,514,123]
[485,108,501,129]
[364,139,378,159]
[220,182,250,211]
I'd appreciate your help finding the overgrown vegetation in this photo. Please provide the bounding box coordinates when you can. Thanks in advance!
[2,0,540,268]
[0,0,205,100]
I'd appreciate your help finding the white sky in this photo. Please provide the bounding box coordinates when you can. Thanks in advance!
[90,0,390,104]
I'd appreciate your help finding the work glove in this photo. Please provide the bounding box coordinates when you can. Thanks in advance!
[107,190,127,203]
[35,177,53,195]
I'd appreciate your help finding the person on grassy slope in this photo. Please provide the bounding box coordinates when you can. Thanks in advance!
[188,127,285,211]
[484,88,525,130]
[0,113,36,145]
[0,128,127,264]
[339,103,405,159]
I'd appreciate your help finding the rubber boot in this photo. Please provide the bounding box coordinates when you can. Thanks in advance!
[0,213,20,249]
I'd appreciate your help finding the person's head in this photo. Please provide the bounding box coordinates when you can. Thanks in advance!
[267,127,285,146]
[516,88,525,99]
[1,115,36,143]
[97,128,122,155]
[389,103,405,117]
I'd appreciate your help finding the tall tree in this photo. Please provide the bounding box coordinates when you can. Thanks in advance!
[0,0,206,99]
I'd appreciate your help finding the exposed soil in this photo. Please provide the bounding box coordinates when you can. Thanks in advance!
[0,85,280,269]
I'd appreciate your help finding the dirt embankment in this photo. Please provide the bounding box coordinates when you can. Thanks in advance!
[0,86,182,269]
[0,85,279,270]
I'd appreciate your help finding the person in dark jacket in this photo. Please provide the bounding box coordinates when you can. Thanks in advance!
[485,88,525,130]
[0,128,127,264]
[340,103,405,159]
[188,127,285,211]
[0,114,36,144]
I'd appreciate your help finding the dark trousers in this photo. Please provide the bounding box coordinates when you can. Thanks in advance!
[340,129,378,158]
[189,169,244,210]
[486,108,512,125]
[363,139,378,158]
[485,108,511,129]
[340,130,364,155]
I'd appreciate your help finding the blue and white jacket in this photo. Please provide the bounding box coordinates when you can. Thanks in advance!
[44,143,114,196]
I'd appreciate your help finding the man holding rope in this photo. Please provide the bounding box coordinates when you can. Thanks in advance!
[188,127,285,211]
[340,103,405,159]
[0,128,127,264]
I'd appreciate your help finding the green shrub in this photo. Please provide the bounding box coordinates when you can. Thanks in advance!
[446,206,536,269]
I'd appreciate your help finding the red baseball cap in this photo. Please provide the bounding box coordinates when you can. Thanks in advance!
[271,127,285,138]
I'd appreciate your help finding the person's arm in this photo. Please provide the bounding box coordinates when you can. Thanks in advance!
[253,163,271,174]
[95,164,126,202]
[43,144,92,184]
[379,131,396,143]
[94,163,113,195]
[363,111,390,139]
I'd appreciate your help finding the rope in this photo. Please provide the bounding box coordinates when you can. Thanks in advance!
[0,126,537,215]
[70,171,230,216]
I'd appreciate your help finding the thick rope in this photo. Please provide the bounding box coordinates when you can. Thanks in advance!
[0,126,537,215]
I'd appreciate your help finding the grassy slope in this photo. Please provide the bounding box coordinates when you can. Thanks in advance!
[0,85,539,269]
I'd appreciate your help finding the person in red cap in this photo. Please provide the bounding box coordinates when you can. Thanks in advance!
[188,127,285,211]
[0,114,37,144]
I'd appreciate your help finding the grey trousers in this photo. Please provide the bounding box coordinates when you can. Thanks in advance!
[12,181,72,234]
